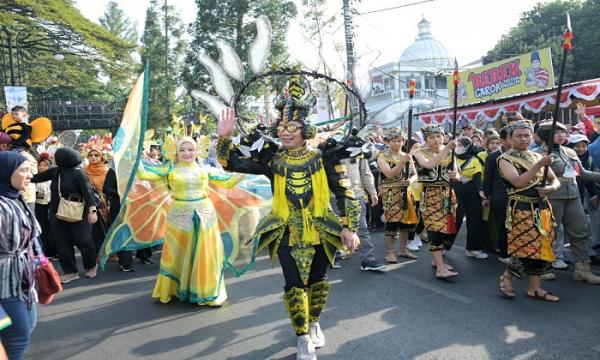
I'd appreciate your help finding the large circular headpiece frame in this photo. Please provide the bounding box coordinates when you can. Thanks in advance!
[232,68,368,141]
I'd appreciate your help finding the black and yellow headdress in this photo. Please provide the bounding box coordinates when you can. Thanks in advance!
[271,75,317,140]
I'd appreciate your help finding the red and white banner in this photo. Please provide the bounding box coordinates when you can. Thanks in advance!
[417,78,600,125]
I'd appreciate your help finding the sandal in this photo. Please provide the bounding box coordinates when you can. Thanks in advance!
[385,251,397,264]
[398,250,418,259]
[499,273,515,299]
[435,269,458,279]
[526,289,559,302]
[431,263,454,271]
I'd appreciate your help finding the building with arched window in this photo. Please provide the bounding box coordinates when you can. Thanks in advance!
[367,17,454,129]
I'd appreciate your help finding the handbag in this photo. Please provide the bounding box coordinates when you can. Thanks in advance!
[35,256,63,305]
[55,172,85,222]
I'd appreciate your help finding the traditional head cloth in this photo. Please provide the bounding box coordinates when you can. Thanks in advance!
[0,151,27,199]
[421,124,444,139]
[536,120,567,143]
[384,128,406,141]
[507,120,534,135]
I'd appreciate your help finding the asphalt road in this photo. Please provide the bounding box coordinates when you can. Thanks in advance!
[28,229,600,360]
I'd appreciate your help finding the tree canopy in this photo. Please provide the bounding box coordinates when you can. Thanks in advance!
[483,0,600,83]
[182,0,297,96]
[140,0,187,129]
[0,0,137,106]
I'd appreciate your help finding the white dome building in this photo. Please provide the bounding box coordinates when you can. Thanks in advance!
[366,18,454,128]
[399,18,454,71]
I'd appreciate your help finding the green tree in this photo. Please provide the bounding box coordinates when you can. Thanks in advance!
[99,1,138,44]
[140,0,187,129]
[99,1,139,100]
[484,0,600,83]
[0,0,134,107]
[182,0,297,99]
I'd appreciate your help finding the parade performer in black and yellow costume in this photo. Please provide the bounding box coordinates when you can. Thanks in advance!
[497,120,560,301]
[413,125,460,279]
[376,129,418,263]
[217,76,360,360]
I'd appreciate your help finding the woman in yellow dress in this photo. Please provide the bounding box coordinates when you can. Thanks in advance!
[136,137,236,306]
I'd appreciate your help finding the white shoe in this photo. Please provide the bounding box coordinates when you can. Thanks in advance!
[309,322,325,348]
[297,335,317,360]
[552,259,568,270]
[465,250,489,259]
[407,240,420,251]
[498,257,510,265]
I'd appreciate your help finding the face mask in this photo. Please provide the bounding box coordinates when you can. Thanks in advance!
[455,147,467,155]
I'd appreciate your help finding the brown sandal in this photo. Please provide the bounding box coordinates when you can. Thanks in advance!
[499,273,515,299]
[398,251,418,259]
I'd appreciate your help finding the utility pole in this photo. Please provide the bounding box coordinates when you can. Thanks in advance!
[342,0,358,127]
[164,0,170,119]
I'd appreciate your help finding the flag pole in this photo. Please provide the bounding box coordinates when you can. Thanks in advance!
[450,58,459,168]
[404,79,416,179]
[541,13,573,187]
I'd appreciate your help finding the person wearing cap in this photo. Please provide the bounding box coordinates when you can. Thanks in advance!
[497,121,560,301]
[461,123,475,138]
[534,121,600,284]
[567,133,600,265]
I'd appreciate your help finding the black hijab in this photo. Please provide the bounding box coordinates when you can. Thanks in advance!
[456,137,478,160]
[54,147,83,168]
[0,151,27,199]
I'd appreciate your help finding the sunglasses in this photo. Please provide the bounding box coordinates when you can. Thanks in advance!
[88,153,101,158]
[276,124,303,133]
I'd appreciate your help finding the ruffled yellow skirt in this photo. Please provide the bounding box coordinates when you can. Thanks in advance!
[152,200,227,306]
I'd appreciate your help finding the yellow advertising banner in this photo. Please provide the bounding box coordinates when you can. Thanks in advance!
[448,48,554,106]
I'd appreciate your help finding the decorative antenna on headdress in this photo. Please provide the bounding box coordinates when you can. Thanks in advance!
[450,58,460,168]
[542,13,573,186]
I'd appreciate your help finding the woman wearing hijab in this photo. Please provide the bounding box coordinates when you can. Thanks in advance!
[84,148,118,249]
[135,137,232,306]
[31,147,98,283]
[0,152,39,360]
[454,137,488,259]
